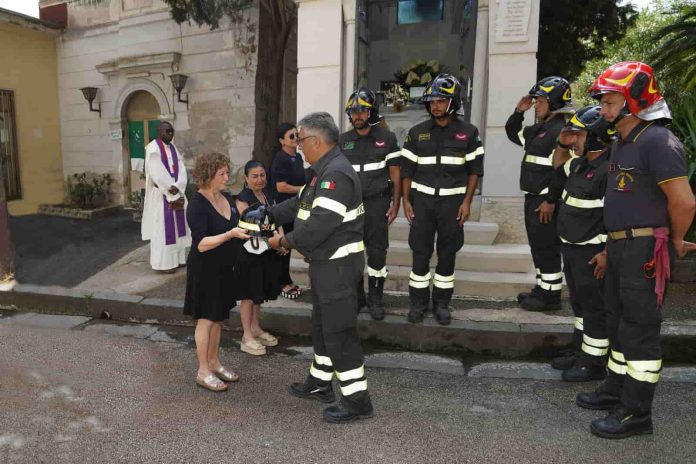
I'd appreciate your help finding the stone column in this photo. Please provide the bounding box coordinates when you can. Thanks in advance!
[479,0,540,243]
[341,0,357,131]
[469,0,489,137]
[295,0,345,125]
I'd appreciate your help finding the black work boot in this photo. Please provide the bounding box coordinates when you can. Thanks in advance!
[323,404,374,423]
[433,303,452,326]
[562,360,607,382]
[367,276,385,321]
[521,290,561,311]
[357,277,367,311]
[590,407,653,439]
[289,377,336,404]
[517,285,542,303]
[407,305,426,323]
[551,349,577,370]
[576,384,621,410]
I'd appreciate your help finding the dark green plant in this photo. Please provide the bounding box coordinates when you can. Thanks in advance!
[66,172,113,209]
[650,3,696,91]
[538,0,637,81]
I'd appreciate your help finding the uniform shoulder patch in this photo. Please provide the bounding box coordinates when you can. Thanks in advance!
[320,181,336,190]
[343,141,355,150]
[418,133,431,141]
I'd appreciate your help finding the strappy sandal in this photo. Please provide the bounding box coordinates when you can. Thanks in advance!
[240,338,267,356]
[256,332,278,347]
[212,366,240,383]
[196,373,228,392]
[280,285,301,300]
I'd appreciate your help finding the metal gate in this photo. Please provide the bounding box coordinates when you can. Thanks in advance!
[0,90,21,201]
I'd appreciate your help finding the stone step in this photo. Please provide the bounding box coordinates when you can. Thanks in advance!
[388,218,499,245]
[295,241,533,274]
[289,259,537,299]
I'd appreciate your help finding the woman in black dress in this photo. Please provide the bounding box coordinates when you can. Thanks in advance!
[235,160,283,356]
[184,152,250,392]
[269,123,306,299]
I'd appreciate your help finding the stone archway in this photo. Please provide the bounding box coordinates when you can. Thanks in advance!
[123,90,161,199]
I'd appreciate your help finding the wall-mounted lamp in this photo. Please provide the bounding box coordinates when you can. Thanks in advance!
[80,87,101,117]
[169,73,189,109]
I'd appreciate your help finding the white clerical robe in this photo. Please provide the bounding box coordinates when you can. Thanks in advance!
[142,139,191,270]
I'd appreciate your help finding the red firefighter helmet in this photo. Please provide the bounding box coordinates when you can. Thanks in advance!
[590,61,663,116]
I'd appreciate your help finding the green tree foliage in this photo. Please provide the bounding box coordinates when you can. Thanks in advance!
[650,3,696,91]
[537,0,636,81]
[573,1,684,107]
[162,0,253,30]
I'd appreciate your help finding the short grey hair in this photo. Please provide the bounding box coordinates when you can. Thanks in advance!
[298,112,339,145]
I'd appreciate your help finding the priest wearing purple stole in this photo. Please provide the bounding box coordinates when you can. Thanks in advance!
[142,121,191,271]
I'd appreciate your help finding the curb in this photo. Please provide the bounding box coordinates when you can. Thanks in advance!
[2,284,696,361]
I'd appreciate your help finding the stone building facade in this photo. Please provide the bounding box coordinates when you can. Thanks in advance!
[40,0,296,203]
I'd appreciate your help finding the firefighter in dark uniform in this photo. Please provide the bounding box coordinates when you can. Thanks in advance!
[576,62,696,439]
[401,74,484,325]
[505,77,574,311]
[339,89,401,320]
[549,105,614,381]
[268,112,373,424]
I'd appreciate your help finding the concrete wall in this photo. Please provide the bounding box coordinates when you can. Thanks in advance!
[53,0,260,201]
[0,20,64,215]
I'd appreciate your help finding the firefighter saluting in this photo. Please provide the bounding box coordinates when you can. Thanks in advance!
[339,89,401,320]
[506,77,574,311]
[401,74,484,325]
[576,62,695,439]
[268,112,373,424]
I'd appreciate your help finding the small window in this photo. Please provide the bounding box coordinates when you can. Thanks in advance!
[397,0,444,25]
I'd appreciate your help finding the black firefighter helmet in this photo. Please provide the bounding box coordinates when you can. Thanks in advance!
[345,88,381,126]
[565,105,616,153]
[239,204,275,250]
[529,76,573,113]
[422,73,463,116]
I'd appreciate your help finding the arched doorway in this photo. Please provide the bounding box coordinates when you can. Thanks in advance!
[124,90,160,200]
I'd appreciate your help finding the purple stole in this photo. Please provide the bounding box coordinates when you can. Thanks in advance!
[156,138,187,245]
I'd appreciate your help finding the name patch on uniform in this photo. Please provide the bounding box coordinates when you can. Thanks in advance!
[455,132,468,141]
[343,141,355,150]
[320,181,336,190]
[375,140,386,147]
[418,133,431,141]
[310,176,317,186]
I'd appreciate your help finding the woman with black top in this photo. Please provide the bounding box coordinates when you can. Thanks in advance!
[269,123,306,299]
[235,160,283,356]
[184,152,250,392]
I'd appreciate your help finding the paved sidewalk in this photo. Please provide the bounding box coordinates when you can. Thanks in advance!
[5,213,696,359]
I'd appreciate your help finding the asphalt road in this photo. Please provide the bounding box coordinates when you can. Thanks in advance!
[1,316,696,464]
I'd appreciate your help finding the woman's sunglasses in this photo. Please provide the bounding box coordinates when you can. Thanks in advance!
[287,132,299,140]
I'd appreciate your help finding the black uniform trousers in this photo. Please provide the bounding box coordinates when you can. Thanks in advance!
[408,192,464,308]
[307,252,372,413]
[562,243,608,365]
[363,194,390,276]
[278,221,294,288]
[603,237,665,415]
[524,195,562,293]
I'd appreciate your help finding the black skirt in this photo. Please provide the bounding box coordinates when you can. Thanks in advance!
[234,246,282,304]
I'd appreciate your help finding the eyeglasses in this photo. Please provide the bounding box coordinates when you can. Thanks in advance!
[287,132,299,140]
[297,135,316,147]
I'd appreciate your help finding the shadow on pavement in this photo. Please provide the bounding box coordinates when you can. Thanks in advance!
[10,210,143,287]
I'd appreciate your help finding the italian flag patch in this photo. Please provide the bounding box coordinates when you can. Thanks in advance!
[320,181,335,190]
